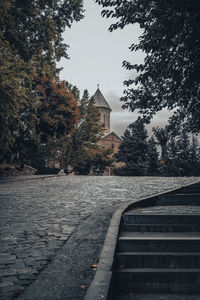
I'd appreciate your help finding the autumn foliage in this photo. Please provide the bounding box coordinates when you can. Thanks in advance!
[36,76,79,142]
[0,0,83,164]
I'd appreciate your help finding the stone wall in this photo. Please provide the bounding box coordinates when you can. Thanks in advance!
[0,164,37,177]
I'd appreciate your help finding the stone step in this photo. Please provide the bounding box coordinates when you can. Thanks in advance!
[116,252,200,269]
[170,184,200,194]
[116,268,200,293]
[122,214,200,224]
[156,194,200,206]
[121,223,200,232]
[118,235,200,252]
[115,293,200,300]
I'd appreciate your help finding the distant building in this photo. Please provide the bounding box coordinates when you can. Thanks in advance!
[92,87,111,134]
[92,87,123,175]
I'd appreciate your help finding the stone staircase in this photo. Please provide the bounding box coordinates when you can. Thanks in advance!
[114,186,200,299]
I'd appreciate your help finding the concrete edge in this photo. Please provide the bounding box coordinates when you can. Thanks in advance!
[84,179,200,300]
[0,174,60,184]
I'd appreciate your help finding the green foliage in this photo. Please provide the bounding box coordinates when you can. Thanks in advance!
[153,127,169,161]
[115,118,149,176]
[65,90,112,174]
[0,0,84,62]
[0,39,34,162]
[97,0,200,133]
[147,137,160,176]
[115,120,200,177]
[0,0,83,164]
[154,127,200,176]
[168,131,200,176]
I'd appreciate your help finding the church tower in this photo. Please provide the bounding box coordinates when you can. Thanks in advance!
[92,87,112,134]
[92,86,123,175]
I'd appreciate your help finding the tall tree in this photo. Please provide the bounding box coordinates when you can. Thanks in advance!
[115,118,149,176]
[36,77,79,143]
[153,127,169,163]
[175,131,191,176]
[0,39,33,162]
[165,137,180,176]
[147,136,159,175]
[96,0,200,133]
[32,76,79,167]
[0,0,84,163]
[0,0,84,63]
[155,129,200,176]
[189,135,200,176]
[64,90,112,174]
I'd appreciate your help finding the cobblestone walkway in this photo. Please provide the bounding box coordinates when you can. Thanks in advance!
[0,176,198,299]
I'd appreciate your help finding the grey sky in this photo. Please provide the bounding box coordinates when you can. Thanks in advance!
[58,0,168,136]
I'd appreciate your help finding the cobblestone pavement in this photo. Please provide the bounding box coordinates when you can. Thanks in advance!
[0,176,199,299]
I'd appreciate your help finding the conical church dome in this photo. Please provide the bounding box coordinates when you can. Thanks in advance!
[92,88,112,111]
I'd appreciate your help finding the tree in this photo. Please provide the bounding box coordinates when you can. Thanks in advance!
[165,137,180,176]
[115,118,149,176]
[0,0,84,163]
[64,90,112,174]
[147,137,159,175]
[36,76,79,143]
[0,0,84,63]
[153,128,200,176]
[174,131,200,176]
[153,127,169,162]
[189,135,200,176]
[96,0,200,133]
[0,40,32,162]
[175,131,191,176]
[32,76,79,167]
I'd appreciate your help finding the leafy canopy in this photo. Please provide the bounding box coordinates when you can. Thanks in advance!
[115,117,149,175]
[0,0,83,162]
[0,0,84,62]
[96,0,200,132]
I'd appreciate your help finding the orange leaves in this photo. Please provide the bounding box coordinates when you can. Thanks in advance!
[37,75,79,133]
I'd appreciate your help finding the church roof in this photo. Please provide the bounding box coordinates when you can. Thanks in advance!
[92,88,112,111]
[101,131,122,141]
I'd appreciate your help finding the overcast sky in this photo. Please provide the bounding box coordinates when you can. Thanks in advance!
[58,0,169,136]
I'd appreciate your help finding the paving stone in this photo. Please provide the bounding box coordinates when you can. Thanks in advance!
[0,269,17,277]
[2,276,18,282]
[18,273,36,280]
[0,176,198,299]
[0,281,14,288]
[0,283,24,293]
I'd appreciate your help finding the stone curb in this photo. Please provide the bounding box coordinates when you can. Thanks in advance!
[0,174,60,184]
[84,179,200,300]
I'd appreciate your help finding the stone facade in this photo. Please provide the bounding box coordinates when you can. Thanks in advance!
[98,107,111,134]
[93,88,123,175]
[98,131,123,175]
[98,131,122,156]
[92,88,112,134]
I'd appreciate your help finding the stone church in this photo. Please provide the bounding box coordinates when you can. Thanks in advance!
[92,87,123,175]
